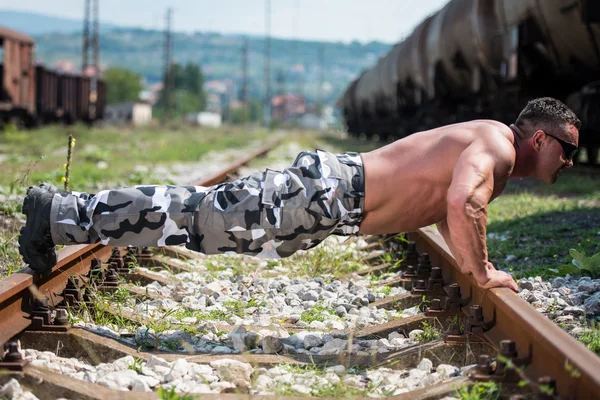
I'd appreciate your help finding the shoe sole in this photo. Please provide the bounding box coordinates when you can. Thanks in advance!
[18,185,57,275]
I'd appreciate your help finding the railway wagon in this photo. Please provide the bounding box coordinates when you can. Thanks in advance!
[0,25,106,128]
[35,65,58,124]
[343,0,600,163]
[0,26,35,126]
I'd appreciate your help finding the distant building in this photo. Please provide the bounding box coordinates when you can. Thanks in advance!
[105,102,152,126]
[140,82,163,106]
[271,94,305,122]
[186,111,222,128]
[298,112,327,131]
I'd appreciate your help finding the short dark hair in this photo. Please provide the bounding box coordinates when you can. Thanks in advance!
[515,97,581,138]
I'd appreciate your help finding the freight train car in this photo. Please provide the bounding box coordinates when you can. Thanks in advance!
[343,0,600,163]
[0,25,105,128]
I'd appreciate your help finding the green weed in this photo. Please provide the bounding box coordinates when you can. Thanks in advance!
[579,321,600,355]
[300,303,335,324]
[456,382,500,400]
[414,321,442,344]
[157,386,196,400]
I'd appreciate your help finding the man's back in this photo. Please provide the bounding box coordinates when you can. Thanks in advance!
[359,120,515,235]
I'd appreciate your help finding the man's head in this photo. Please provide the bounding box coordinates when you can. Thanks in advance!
[514,97,580,183]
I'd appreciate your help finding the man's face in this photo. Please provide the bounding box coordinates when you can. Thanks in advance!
[541,124,579,184]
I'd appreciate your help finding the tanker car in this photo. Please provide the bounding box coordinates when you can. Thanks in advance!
[342,0,600,163]
[0,26,105,128]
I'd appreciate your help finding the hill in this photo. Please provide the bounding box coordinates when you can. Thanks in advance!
[0,10,392,106]
[0,10,121,34]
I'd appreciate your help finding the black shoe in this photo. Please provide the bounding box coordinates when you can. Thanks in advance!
[19,183,57,276]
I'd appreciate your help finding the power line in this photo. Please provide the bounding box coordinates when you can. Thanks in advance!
[91,0,99,117]
[82,0,99,118]
[277,69,285,122]
[317,45,325,116]
[240,38,249,103]
[162,8,174,123]
[82,0,90,72]
[263,0,271,127]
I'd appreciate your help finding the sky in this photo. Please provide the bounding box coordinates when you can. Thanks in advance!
[0,0,449,43]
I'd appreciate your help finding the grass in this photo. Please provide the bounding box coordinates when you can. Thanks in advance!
[455,382,500,400]
[0,123,272,192]
[278,240,366,280]
[300,303,336,324]
[579,321,600,355]
[413,321,443,344]
[486,171,600,280]
[270,363,374,397]
[157,387,197,400]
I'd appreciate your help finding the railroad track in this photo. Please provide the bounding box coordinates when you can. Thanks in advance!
[1,141,599,400]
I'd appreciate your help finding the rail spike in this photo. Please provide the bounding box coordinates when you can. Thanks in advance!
[0,341,28,371]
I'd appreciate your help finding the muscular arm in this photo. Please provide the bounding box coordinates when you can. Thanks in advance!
[445,141,513,286]
[436,219,465,270]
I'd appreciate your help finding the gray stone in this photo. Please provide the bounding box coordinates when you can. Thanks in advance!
[331,331,348,339]
[519,289,531,300]
[584,292,600,315]
[527,292,544,303]
[563,306,586,317]
[552,277,567,288]
[578,282,597,294]
[209,359,253,387]
[554,315,576,324]
[519,280,534,291]
[210,381,236,392]
[409,329,424,340]
[244,332,259,349]
[417,358,433,372]
[326,365,346,376]
[558,287,571,296]
[571,327,585,337]
[229,326,247,352]
[131,378,152,392]
[303,334,323,350]
[436,364,459,379]
[335,305,347,317]
[211,346,233,354]
[567,293,584,306]
[254,375,274,389]
[262,336,284,354]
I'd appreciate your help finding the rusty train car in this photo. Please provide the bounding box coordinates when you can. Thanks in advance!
[342,0,600,163]
[0,26,105,128]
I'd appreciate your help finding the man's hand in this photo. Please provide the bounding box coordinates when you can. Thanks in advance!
[479,268,519,292]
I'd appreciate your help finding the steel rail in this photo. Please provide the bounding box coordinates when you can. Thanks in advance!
[410,226,600,400]
[0,141,279,345]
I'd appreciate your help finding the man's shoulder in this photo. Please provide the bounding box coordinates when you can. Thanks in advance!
[469,120,514,148]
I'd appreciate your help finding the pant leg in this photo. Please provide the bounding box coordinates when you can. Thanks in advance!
[49,150,364,258]
[50,185,211,252]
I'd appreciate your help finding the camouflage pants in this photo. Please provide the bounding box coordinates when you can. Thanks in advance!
[50,150,365,258]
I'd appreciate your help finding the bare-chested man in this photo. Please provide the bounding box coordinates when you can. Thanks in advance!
[19,97,579,292]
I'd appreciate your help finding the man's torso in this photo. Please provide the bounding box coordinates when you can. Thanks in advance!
[358,120,515,235]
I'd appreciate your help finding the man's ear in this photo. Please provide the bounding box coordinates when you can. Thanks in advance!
[532,130,545,152]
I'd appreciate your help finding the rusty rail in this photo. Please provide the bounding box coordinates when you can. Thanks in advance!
[0,141,279,345]
[410,227,600,400]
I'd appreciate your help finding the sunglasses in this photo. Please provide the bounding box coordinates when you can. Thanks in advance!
[544,132,578,161]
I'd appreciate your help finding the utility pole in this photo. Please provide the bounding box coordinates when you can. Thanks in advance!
[90,0,99,118]
[240,38,248,103]
[162,8,174,123]
[317,45,325,116]
[82,0,99,119]
[82,0,90,72]
[263,0,271,127]
[277,69,285,122]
